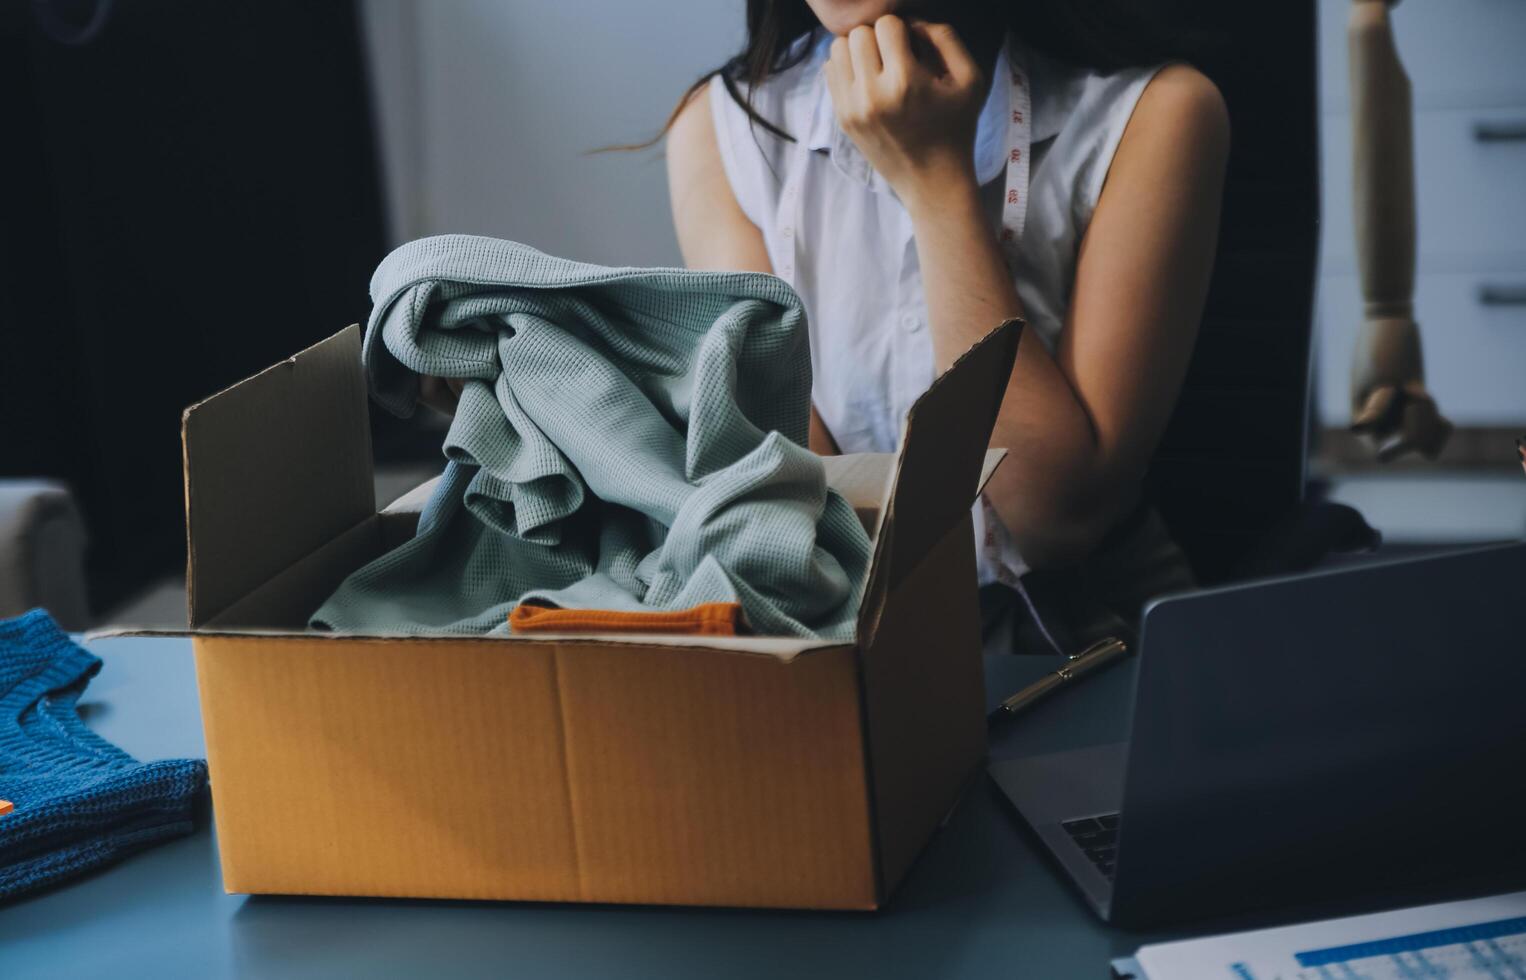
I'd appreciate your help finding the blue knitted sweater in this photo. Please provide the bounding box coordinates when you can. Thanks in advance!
[0,610,207,902]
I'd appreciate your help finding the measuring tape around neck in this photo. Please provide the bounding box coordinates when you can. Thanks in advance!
[998,36,1032,268]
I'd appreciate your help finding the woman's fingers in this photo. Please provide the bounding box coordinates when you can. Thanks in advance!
[825,37,852,109]
[847,24,882,81]
[872,15,914,83]
[909,19,980,87]
[828,35,852,84]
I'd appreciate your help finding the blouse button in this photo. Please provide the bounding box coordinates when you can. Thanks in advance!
[902,313,922,332]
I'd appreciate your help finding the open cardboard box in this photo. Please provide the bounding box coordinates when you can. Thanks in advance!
[166,317,1020,910]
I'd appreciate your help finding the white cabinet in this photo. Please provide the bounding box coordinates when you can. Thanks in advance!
[1320,105,1526,266]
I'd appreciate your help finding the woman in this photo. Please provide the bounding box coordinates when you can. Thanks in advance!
[663,0,1228,654]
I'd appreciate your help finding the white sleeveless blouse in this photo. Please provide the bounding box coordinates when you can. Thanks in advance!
[709,33,1165,583]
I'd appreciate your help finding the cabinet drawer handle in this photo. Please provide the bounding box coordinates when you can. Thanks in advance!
[1478,284,1526,306]
[1474,121,1526,143]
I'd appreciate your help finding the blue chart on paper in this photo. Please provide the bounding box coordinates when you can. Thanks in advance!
[1286,916,1526,979]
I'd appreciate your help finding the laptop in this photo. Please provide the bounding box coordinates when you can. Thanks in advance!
[988,542,1526,928]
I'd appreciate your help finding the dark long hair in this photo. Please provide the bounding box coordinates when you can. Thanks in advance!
[644,0,1207,147]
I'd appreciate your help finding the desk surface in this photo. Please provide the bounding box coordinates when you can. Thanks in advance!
[0,637,1183,979]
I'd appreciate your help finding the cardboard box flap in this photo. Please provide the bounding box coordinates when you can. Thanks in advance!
[856,318,1022,641]
[183,325,374,627]
[849,321,1018,900]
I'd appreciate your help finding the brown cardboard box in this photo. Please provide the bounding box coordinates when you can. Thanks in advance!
[174,318,1020,910]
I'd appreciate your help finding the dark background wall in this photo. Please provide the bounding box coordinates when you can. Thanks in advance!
[0,0,388,611]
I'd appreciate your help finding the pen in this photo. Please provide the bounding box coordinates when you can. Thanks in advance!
[988,636,1130,725]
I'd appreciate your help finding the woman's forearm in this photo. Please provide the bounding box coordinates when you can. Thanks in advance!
[904,66,1229,569]
[903,174,1121,566]
[901,170,1023,371]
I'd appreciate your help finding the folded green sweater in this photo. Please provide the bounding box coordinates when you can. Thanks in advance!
[311,236,870,639]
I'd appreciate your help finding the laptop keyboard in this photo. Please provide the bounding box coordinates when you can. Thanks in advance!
[1061,813,1120,880]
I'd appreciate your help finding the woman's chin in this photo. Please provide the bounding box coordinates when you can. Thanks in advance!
[806,0,906,36]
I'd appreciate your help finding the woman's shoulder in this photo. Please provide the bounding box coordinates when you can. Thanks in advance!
[1066,60,1225,148]
[1129,64,1228,143]
[1042,56,1226,213]
[1042,49,1220,132]
[1104,62,1230,208]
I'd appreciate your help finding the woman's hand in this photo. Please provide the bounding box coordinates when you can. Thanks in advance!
[824,16,987,210]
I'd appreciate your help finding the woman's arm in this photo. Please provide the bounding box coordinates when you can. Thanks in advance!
[829,18,1229,567]
[666,90,841,455]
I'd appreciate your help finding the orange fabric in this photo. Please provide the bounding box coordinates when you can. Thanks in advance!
[508,602,743,636]
[0,799,12,816]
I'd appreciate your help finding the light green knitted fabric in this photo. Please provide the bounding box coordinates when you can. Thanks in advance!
[310,235,870,639]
